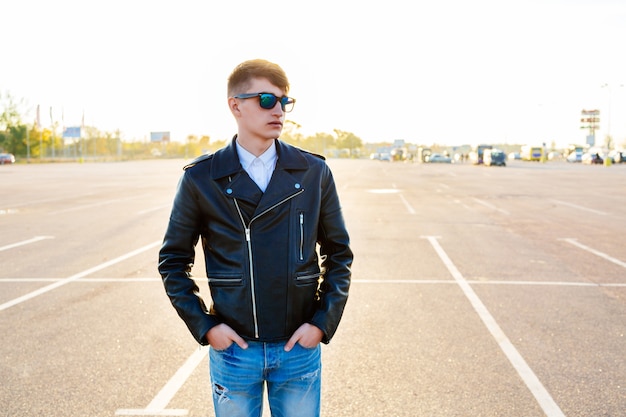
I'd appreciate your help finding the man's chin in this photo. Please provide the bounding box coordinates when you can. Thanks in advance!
[265,129,283,139]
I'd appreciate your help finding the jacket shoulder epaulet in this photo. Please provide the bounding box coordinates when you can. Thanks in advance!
[298,148,325,161]
[183,153,213,170]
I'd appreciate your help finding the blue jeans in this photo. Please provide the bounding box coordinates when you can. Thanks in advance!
[209,341,321,417]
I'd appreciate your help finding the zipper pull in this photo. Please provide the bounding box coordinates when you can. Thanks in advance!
[245,228,251,242]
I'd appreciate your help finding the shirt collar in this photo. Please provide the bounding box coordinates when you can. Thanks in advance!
[236,139,277,169]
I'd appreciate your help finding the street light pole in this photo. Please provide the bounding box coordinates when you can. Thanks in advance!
[601,83,625,148]
[601,83,611,140]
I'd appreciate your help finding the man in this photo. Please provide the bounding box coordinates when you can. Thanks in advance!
[158,59,353,417]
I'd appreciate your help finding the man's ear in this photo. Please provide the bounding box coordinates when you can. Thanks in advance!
[228,97,241,116]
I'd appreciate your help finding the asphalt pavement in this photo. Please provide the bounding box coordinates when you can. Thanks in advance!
[1,158,624,416]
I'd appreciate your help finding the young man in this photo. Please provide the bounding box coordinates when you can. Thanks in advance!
[158,59,353,417]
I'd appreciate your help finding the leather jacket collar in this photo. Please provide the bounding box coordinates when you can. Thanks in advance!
[210,136,311,180]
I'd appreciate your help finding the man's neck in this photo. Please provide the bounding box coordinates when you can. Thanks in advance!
[236,135,275,157]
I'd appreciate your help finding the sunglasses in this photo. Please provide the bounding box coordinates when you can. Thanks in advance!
[233,92,296,112]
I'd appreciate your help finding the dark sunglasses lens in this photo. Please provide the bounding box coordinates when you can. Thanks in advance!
[259,94,278,109]
[280,97,291,111]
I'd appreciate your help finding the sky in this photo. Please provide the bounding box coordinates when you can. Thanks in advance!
[2,0,626,148]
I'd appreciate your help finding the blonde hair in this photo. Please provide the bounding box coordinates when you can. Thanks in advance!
[227,59,290,97]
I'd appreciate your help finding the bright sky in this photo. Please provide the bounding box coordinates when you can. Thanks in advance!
[2,0,626,148]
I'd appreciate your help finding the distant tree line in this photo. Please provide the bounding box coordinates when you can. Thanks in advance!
[1,91,364,162]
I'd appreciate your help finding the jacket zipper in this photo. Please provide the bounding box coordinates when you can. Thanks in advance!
[233,189,304,338]
[299,212,304,261]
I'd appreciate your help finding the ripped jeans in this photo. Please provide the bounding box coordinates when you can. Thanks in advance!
[209,341,321,417]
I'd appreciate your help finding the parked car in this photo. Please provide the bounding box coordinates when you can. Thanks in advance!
[426,153,452,163]
[379,152,392,161]
[483,149,506,166]
[0,153,15,164]
[582,152,603,165]
[608,150,626,163]
[547,151,562,160]
[566,152,582,163]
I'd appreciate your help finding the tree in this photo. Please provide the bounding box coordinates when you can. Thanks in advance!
[334,129,363,157]
[1,124,27,155]
[0,91,25,128]
[280,120,304,147]
[302,132,334,155]
[198,135,211,152]
[0,91,27,154]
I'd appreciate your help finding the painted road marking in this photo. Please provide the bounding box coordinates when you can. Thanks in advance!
[351,279,626,287]
[561,238,626,268]
[0,236,54,252]
[552,200,608,216]
[0,240,162,312]
[453,199,473,210]
[116,347,207,416]
[2,237,622,415]
[398,194,416,214]
[423,235,566,417]
[367,189,401,193]
[472,198,510,215]
[0,277,624,287]
[137,204,172,215]
[48,193,152,215]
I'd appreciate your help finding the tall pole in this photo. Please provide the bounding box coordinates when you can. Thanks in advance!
[116,129,121,159]
[26,125,30,162]
[50,107,55,159]
[601,84,612,142]
[36,104,42,160]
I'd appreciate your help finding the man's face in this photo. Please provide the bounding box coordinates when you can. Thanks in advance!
[232,77,286,141]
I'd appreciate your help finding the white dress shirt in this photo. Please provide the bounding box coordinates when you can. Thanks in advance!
[236,140,277,192]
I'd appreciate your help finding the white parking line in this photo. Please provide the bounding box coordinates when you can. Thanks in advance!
[453,199,473,210]
[0,208,19,215]
[552,200,608,216]
[472,198,510,215]
[398,194,416,214]
[423,235,565,417]
[0,277,192,283]
[560,238,626,268]
[0,236,54,252]
[137,204,172,215]
[352,279,626,287]
[367,189,400,194]
[48,194,151,215]
[1,277,624,287]
[116,347,207,416]
[2,192,96,209]
[0,240,162,312]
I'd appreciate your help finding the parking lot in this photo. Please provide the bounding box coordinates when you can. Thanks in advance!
[1,158,624,416]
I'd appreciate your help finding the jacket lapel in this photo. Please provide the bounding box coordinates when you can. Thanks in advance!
[210,138,310,216]
[255,141,309,214]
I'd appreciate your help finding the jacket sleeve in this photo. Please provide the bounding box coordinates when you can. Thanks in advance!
[158,172,219,345]
[309,164,353,343]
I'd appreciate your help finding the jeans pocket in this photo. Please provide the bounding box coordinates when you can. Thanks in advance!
[212,341,235,353]
[296,341,320,350]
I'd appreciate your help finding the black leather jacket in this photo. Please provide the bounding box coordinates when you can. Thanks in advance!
[159,138,352,345]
